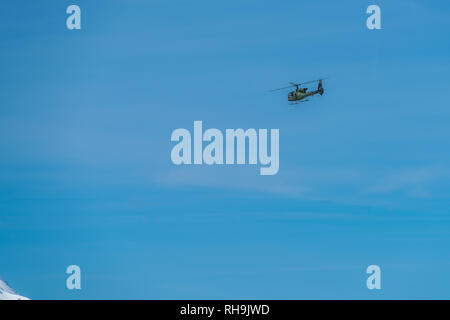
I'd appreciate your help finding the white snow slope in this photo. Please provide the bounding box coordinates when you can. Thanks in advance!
[0,278,30,300]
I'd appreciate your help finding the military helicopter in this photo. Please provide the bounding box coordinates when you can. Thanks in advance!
[271,78,328,104]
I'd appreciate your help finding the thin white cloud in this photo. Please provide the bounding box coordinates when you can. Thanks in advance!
[368,166,450,198]
[154,167,309,197]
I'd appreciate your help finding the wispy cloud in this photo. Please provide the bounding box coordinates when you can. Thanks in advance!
[368,166,450,198]
[154,166,309,197]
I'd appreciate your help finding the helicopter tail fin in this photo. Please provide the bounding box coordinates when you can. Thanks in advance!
[318,80,324,95]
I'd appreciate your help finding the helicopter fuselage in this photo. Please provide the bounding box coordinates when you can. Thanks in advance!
[288,88,320,102]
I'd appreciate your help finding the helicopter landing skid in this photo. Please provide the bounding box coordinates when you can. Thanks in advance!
[289,99,309,105]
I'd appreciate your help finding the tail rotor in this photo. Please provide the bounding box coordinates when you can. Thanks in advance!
[318,80,324,95]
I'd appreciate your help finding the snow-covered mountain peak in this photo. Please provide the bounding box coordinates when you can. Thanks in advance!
[0,278,30,300]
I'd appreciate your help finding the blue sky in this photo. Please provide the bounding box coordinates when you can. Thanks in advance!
[0,0,449,299]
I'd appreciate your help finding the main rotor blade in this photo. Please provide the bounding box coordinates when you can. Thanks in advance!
[298,77,328,86]
[269,85,296,92]
[270,78,328,92]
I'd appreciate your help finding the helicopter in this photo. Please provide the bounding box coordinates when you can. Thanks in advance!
[271,78,328,104]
